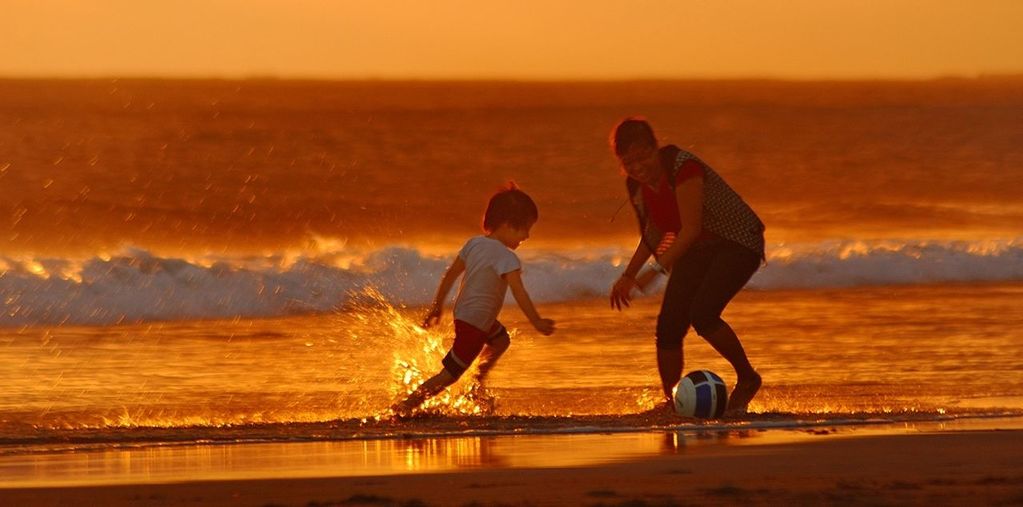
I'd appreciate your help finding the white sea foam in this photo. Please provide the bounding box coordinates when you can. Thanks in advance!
[2,239,1021,326]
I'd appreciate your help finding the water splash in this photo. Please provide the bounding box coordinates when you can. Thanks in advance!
[340,288,494,417]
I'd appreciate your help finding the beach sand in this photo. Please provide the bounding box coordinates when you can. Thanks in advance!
[3,429,1021,506]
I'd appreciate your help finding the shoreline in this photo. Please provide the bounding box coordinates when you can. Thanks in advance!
[3,409,1021,452]
[2,428,1021,506]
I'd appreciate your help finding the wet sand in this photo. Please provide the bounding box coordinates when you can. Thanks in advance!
[2,429,1022,506]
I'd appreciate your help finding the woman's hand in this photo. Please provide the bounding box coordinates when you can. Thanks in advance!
[610,274,638,311]
[421,303,442,328]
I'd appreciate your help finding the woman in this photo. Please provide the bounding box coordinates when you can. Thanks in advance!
[609,117,764,414]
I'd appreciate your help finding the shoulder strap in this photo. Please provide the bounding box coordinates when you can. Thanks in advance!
[658,144,682,186]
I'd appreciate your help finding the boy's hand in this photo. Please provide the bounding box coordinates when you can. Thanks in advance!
[421,303,442,328]
[532,318,556,336]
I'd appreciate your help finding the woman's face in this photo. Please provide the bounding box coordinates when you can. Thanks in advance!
[618,142,661,185]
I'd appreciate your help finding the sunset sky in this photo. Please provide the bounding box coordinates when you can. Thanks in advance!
[4,0,1023,79]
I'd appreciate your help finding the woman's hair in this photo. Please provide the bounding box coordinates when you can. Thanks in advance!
[610,117,657,156]
[483,182,539,232]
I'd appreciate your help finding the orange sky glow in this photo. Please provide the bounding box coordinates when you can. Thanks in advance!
[4,0,1023,79]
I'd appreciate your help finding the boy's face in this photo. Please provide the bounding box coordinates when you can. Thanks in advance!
[499,220,534,250]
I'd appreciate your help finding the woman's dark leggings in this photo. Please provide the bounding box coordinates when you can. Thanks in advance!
[655,238,761,349]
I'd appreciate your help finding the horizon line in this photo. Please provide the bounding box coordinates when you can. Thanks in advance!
[2,72,1023,84]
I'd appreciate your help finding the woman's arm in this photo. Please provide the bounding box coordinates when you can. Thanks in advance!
[422,256,466,328]
[621,238,653,279]
[610,239,652,310]
[637,175,705,286]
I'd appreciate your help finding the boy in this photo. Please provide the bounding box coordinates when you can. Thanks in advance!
[393,184,555,415]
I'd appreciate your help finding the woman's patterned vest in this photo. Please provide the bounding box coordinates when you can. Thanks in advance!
[626,145,765,260]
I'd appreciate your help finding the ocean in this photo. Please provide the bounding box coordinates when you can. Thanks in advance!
[1,78,1021,453]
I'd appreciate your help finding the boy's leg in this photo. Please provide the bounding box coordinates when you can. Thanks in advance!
[474,329,510,384]
[394,320,489,415]
[395,369,457,414]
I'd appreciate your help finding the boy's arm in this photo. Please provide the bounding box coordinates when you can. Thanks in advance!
[422,256,466,328]
[504,270,555,335]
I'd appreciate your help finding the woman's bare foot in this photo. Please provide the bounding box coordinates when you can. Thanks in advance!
[726,371,762,414]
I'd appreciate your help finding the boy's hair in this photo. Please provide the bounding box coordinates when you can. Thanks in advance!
[483,183,539,232]
[610,117,657,156]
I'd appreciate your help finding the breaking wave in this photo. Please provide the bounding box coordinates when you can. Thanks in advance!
[2,239,1021,326]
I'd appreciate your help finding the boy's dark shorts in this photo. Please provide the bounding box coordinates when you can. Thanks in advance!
[442,320,509,378]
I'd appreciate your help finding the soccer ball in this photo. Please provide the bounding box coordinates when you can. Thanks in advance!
[672,370,728,418]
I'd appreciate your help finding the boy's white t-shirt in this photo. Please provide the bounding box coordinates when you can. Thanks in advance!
[453,235,522,331]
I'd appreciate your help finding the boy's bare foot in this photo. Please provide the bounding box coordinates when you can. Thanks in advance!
[389,399,418,419]
[466,383,497,415]
[726,371,762,415]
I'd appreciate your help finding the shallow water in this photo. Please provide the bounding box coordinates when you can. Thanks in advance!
[1,283,1021,445]
[1,79,1021,457]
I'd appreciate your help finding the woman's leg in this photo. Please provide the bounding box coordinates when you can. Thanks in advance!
[701,323,761,412]
[656,244,717,401]
[688,243,761,412]
[655,347,683,402]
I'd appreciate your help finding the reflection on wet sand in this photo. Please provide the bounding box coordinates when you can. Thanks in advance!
[0,430,779,488]
[660,429,766,454]
[4,417,1023,489]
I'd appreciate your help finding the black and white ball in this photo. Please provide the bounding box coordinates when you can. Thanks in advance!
[672,370,728,418]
